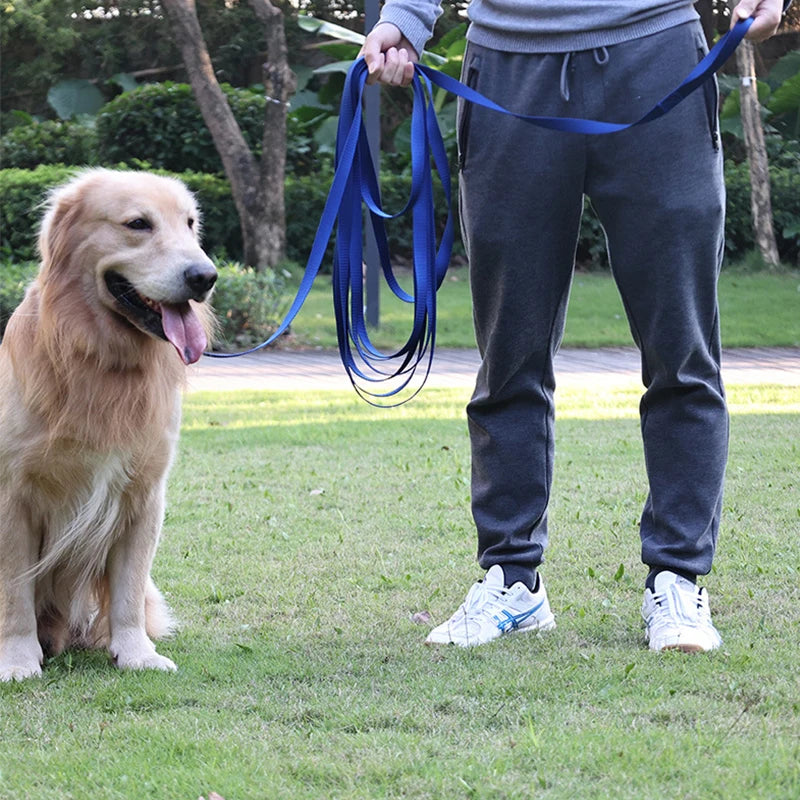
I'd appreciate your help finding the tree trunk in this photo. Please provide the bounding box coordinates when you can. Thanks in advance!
[735,39,781,268]
[161,0,290,269]
[248,0,296,266]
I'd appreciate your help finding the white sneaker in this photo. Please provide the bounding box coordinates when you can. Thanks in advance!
[642,570,722,653]
[425,565,556,647]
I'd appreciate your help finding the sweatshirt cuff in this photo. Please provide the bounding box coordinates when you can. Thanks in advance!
[377,5,441,58]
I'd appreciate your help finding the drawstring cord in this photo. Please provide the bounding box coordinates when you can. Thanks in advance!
[560,46,611,102]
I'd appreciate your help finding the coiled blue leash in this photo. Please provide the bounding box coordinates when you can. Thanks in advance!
[205,17,753,405]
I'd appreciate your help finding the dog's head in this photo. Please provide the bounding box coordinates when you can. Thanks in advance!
[39,169,217,365]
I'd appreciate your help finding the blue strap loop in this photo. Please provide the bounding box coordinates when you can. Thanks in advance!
[205,17,752,406]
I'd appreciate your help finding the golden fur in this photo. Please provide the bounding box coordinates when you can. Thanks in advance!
[0,169,217,680]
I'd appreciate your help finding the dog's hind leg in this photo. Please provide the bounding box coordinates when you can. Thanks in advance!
[37,604,70,658]
[0,499,45,681]
[106,492,177,673]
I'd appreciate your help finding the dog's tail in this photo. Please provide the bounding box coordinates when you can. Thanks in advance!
[79,576,177,648]
[143,577,177,640]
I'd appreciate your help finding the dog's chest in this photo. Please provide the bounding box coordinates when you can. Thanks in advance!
[46,449,137,530]
[35,447,166,575]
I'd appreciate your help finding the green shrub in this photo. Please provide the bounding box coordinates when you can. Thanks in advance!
[285,170,333,266]
[95,82,267,174]
[725,161,800,266]
[177,170,241,260]
[210,260,294,350]
[0,259,38,337]
[0,119,99,169]
[0,165,76,261]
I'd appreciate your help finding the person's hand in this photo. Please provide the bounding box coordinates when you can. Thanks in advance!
[360,23,419,86]
[730,0,785,41]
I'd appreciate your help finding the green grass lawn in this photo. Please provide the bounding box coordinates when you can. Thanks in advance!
[2,382,798,799]
[283,268,800,350]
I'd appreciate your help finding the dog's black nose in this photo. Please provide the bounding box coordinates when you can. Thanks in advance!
[184,263,217,299]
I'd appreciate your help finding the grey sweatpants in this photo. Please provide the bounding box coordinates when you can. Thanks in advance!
[458,21,729,585]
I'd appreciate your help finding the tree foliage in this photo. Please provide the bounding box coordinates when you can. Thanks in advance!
[1,0,268,116]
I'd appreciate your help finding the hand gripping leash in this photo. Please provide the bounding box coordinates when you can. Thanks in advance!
[205,17,753,406]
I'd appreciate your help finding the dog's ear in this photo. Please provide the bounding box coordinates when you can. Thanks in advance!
[38,172,93,278]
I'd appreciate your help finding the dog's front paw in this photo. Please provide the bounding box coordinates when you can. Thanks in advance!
[110,629,177,673]
[0,661,43,682]
[0,637,44,681]
[115,651,177,673]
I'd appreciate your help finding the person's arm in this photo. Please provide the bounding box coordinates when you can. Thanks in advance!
[730,0,792,41]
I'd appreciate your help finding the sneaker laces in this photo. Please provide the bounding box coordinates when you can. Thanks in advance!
[447,578,515,646]
[459,577,507,619]
[651,582,707,628]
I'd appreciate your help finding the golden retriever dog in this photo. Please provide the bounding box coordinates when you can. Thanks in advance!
[0,169,217,681]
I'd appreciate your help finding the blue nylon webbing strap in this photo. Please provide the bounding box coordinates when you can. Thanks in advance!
[416,16,752,133]
[204,17,753,405]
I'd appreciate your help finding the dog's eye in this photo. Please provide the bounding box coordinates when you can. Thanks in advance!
[187,218,195,230]
[125,218,152,231]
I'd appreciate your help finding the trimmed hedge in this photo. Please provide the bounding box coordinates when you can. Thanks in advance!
[1,94,320,178]
[95,82,266,175]
[0,120,99,170]
[2,163,797,269]
[0,165,241,262]
[0,260,38,337]
[0,166,61,259]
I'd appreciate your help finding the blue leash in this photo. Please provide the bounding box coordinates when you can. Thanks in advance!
[205,17,753,405]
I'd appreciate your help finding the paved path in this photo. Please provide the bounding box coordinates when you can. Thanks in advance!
[188,347,800,393]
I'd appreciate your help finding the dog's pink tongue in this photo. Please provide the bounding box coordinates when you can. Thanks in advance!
[161,302,207,365]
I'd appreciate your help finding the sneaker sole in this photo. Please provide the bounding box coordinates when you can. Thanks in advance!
[659,642,708,654]
[648,636,720,653]
[424,618,556,647]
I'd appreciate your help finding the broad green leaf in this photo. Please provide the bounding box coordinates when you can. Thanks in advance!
[292,64,316,93]
[435,23,467,53]
[766,49,800,91]
[47,79,105,119]
[289,89,329,113]
[109,73,138,93]
[313,60,356,76]
[299,12,445,66]
[313,115,340,154]
[316,42,360,61]
[298,15,365,46]
[719,80,770,119]
[768,71,800,115]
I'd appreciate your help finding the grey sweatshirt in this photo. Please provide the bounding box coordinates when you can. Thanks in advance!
[379,1,713,56]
